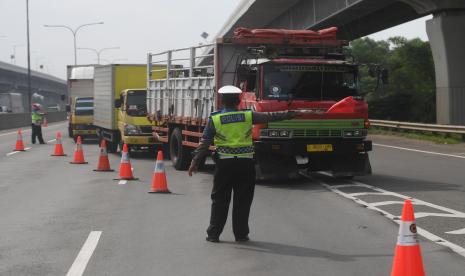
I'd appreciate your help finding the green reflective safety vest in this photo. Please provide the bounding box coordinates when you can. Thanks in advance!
[211,110,254,157]
[31,112,42,125]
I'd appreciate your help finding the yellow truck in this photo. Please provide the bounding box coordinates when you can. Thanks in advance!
[66,65,97,141]
[93,64,165,153]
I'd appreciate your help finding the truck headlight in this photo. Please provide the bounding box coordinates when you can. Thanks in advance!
[279,130,291,137]
[260,129,292,138]
[343,130,355,137]
[343,129,366,138]
[124,124,141,135]
[269,130,279,137]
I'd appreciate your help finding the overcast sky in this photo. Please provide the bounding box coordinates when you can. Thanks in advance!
[0,0,431,80]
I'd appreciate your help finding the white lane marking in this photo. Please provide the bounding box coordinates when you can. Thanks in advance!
[446,228,465,235]
[318,172,465,218]
[304,172,465,258]
[118,180,127,185]
[374,143,465,159]
[369,201,406,207]
[48,139,56,143]
[415,212,465,219]
[66,231,102,276]
[347,192,388,197]
[6,147,32,156]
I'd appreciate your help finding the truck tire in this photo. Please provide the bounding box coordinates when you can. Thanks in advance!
[170,128,192,170]
[68,125,73,138]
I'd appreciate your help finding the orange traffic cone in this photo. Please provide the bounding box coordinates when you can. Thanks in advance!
[115,144,137,180]
[14,129,26,151]
[94,140,114,172]
[70,136,88,164]
[391,199,425,276]
[42,117,48,127]
[148,150,171,193]
[51,132,66,156]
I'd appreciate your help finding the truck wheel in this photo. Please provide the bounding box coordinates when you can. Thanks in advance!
[170,128,192,170]
[68,125,73,138]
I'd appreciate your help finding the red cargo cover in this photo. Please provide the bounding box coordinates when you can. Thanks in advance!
[231,27,343,46]
[234,27,338,39]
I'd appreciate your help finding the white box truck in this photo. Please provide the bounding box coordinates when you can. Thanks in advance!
[66,65,97,141]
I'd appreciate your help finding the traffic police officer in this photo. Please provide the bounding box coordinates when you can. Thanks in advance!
[188,85,306,243]
[31,103,46,144]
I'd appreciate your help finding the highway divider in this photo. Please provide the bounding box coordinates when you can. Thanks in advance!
[0,111,67,131]
[370,119,465,141]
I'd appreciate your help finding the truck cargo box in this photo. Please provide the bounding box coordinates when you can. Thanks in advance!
[93,64,147,130]
[67,65,94,99]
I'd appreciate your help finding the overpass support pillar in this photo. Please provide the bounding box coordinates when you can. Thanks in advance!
[426,11,465,125]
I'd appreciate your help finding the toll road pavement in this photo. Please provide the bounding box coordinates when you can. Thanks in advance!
[0,122,67,158]
[1,126,465,275]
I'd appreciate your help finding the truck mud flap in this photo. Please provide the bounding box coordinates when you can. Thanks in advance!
[331,153,372,177]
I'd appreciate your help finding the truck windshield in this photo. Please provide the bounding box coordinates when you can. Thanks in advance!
[75,98,94,116]
[126,90,147,117]
[263,64,358,101]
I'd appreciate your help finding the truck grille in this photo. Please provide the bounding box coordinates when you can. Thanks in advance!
[75,124,95,130]
[139,126,154,135]
[292,129,342,138]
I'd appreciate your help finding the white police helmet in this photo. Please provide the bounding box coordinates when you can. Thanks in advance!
[218,85,242,94]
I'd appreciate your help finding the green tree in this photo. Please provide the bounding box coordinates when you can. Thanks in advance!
[350,36,436,123]
[350,38,390,96]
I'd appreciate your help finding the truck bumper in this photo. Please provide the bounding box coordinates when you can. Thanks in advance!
[122,135,160,145]
[254,139,372,156]
[72,129,97,136]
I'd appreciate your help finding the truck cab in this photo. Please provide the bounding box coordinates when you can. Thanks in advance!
[116,89,156,151]
[236,56,371,178]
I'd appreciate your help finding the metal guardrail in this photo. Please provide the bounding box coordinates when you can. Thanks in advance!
[370,119,465,135]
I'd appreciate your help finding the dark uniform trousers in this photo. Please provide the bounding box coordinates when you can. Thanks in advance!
[207,158,256,239]
[31,124,45,144]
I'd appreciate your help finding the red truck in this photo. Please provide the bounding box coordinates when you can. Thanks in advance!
[147,27,372,179]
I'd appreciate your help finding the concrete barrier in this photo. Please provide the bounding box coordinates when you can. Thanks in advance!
[0,112,67,131]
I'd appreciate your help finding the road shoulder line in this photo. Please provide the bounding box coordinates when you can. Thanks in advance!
[374,143,465,159]
[302,172,465,258]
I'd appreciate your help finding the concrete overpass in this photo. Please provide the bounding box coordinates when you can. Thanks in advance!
[0,61,67,112]
[218,0,465,125]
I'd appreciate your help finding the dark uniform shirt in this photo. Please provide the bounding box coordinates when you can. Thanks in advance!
[191,108,296,166]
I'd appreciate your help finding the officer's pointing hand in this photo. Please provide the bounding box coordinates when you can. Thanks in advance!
[188,164,198,177]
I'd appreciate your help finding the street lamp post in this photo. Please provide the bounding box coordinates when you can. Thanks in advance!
[26,0,32,113]
[43,21,104,65]
[77,47,120,64]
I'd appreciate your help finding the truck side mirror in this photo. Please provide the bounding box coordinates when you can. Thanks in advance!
[61,94,66,101]
[65,105,70,112]
[115,99,121,108]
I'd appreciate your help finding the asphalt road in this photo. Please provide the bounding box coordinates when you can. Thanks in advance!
[1,124,465,275]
